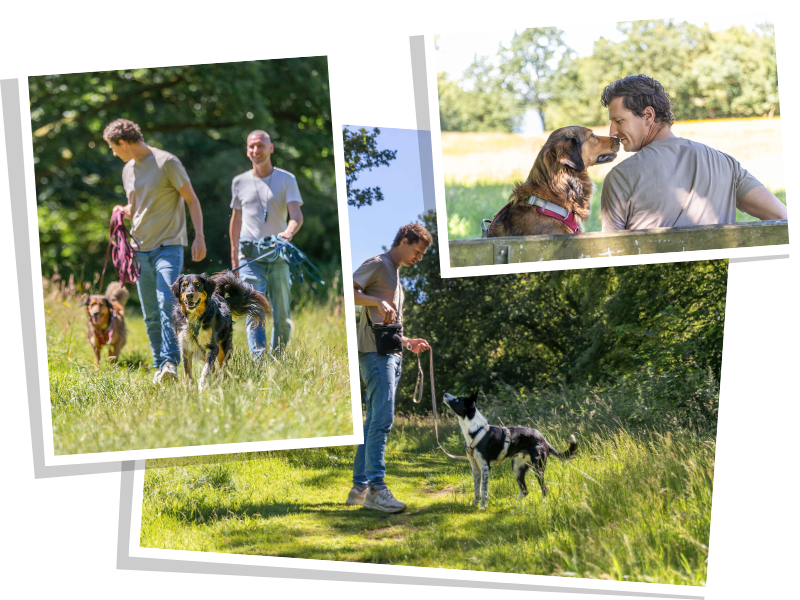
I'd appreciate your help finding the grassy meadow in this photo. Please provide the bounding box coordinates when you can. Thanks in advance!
[141,373,718,585]
[44,275,353,455]
[445,118,787,239]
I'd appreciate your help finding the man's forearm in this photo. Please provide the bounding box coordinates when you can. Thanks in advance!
[353,289,383,307]
[186,198,205,239]
[738,185,788,221]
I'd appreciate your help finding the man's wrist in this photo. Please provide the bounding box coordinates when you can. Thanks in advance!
[195,234,205,239]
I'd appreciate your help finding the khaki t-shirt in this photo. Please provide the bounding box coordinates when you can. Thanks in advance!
[601,137,762,231]
[354,253,404,354]
[122,147,191,252]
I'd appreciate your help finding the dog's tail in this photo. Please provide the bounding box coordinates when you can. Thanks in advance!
[548,434,577,460]
[212,270,271,326]
[105,281,129,307]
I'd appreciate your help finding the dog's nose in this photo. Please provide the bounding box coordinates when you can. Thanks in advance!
[612,137,621,151]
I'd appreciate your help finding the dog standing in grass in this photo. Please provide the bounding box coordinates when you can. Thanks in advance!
[82,281,129,366]
[443,391,577,509]
[171,270,270,391]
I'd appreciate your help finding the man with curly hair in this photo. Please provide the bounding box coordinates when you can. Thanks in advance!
[103,118,207,383]
[346,223,432,513]
[600,75,787,231]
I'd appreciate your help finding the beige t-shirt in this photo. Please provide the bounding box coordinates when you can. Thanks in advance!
[122,147,191,251]
[354,253,404,354]
[601,137,762,231]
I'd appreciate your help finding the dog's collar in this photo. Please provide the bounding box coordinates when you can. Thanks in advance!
[93,310,115,345]
[523,195,581,234]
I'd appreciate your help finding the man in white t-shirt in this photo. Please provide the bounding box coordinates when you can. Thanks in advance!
[599,75,787,231]
[103,118,207,383]
[229,130,304,357]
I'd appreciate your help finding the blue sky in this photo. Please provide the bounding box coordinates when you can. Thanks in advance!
[346,126,427,271]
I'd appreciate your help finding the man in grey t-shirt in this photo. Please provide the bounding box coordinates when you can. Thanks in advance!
[229,130,304,357]
[346,223,432,514]
[103,118,207,382]
[599,75,787,231]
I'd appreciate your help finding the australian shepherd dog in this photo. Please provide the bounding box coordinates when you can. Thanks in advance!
[81,281,129,366]
[171,271,270,390]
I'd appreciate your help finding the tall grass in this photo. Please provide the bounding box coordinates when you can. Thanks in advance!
[43,275,353,454]
[141,414,714,585]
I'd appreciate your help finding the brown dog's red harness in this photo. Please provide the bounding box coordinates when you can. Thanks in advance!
[93,310,116,345]
[486,194,581,235]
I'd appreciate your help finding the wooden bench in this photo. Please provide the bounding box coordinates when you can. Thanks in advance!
[449,220,789,267]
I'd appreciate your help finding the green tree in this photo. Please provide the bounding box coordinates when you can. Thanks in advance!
[343,127,398,208]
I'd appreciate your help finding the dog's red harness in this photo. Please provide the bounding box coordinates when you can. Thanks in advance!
[486,194,581,235]
[93,310,116,345]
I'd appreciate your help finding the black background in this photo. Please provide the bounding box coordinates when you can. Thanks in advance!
[26,32,800,598]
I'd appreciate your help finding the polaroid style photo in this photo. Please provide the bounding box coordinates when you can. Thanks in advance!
[424,17,790,276]
[122,124,723,598]
[18,58,361,465]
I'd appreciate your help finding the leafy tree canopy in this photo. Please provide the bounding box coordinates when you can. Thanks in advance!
[343,127,397,208]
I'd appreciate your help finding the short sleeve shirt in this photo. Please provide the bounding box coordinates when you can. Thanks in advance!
[601,138,762,231]
[230,168,303,244]
[354,253,404,354]
[122,147,191,252]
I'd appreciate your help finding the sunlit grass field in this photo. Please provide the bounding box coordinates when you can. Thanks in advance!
[44,277,353,455]
[444,118,787,239]
[141,416,713,585]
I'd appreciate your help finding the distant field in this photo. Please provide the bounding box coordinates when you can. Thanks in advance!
[443,118,787,239]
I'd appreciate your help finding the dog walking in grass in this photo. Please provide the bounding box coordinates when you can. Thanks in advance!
[443,391,577,509]
[82,281,129,366]
[171,270,270,391]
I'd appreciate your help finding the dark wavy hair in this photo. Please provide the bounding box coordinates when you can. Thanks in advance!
[102,118,144,143]
[601,75,675,127]
[392,223,433,248]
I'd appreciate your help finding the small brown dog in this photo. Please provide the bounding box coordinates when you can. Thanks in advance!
[487,126,619,237]
[82,281,129,366]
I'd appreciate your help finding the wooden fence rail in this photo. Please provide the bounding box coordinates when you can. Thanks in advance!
[449,220,789,267]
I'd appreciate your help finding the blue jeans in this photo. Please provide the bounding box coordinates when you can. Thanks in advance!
[135,245,183,370]
[353,352,402,491]
[238,247,293,357]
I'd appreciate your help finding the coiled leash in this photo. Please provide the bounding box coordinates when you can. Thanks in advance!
[99,210,140,292]
[410,347,471,462]
[231,236,326,293]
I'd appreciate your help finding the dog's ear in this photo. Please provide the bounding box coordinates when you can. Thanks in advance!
[200,273,217,297]
[466,390,478,406]
[170,275,184,299]
[558,130,586,171]
[104,298,112,312]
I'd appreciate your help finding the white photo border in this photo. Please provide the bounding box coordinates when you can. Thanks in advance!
[17,44,364,466]
[423,0,800,278]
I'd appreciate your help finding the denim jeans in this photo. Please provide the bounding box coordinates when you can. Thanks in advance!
[353,351,402,491]
[135,245,183,370]
[238,246,293,357]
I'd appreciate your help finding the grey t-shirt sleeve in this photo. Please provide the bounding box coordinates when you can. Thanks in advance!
[730,156,763,205]
[230,177,242,210]
[601,169,631,231]
[353,258,380,292]
[284,174,303,206]
[165,156,190,191]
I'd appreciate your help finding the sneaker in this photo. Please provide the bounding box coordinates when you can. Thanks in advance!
[363,488,407,513]
[152,368,161,384]
[157,361,178,383]
[345,486,369,506]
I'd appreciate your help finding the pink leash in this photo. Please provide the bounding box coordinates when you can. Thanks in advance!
[99,210,140,292]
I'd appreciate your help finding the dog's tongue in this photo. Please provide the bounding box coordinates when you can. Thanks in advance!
[91,314,102,324]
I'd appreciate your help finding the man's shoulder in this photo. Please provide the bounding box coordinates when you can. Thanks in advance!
[148,146,185,170]
[273,167,297,181]
[232,170,253,184]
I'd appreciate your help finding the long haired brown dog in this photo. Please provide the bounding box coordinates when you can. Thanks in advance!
[171,271,271,390]
[487,126,619,237]
[81,281,129,366]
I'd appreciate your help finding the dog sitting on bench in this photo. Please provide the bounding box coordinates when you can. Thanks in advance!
[443,391,577,509]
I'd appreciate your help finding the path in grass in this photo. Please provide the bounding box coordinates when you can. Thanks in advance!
[45,283,353,454]
[141,419,713,585]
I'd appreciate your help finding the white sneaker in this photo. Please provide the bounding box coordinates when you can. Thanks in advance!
[346,486,369,506]
[363,488,407,513]
[157,361,178,383]
[152,368,161,384]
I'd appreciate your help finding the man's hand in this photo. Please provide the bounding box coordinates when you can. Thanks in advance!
[405,338,431,354]
[192,236,207,262]
[377,300,397,324]
[112,204,131,220]
[277,229,294,242]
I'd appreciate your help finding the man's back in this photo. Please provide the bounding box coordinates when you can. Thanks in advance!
[601,137,762,230]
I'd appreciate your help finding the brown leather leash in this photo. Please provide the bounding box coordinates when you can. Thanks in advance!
[411,347,470,461]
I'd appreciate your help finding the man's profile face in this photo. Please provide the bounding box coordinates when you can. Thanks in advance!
[247,134,274,166]
[106,139,133,162]
[397,239,430,267]
[607,97,650,153]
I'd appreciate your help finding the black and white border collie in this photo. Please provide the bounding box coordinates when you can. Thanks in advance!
[443,390,577,509]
